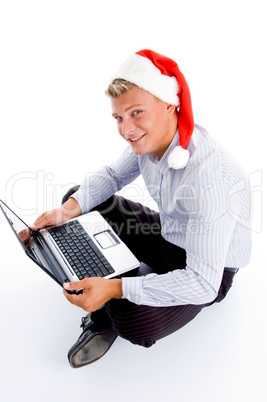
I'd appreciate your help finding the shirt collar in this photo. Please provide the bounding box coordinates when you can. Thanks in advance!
[148,131,179,174]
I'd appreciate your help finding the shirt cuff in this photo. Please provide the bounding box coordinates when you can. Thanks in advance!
[121,276,143,305]
[71,189,91,214]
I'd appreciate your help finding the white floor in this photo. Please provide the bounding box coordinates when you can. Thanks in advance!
[0,222,266,402]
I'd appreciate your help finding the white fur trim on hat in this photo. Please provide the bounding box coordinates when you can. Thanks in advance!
[110,54,180,106]
[167,146,190,169]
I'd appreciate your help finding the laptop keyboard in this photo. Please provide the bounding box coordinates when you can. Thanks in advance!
[48,220,115,279]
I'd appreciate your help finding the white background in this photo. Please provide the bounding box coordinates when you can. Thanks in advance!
[0,1,266,401]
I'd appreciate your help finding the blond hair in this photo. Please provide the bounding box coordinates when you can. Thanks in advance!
[105,79,137,98]
[105,78,165,105]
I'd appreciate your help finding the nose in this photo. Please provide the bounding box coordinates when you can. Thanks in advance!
[121,118,135,136]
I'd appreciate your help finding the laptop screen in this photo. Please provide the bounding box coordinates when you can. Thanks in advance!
[0,200,62,286]
[0,200,32,250]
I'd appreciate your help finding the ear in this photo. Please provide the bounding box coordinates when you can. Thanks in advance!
[166,104,177,115]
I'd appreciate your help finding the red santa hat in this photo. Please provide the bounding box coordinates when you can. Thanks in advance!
[110,49,194,169]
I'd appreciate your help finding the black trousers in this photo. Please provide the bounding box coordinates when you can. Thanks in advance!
[63,187,236,348]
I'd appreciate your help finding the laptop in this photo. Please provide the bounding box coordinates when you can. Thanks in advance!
[0,200,140,290]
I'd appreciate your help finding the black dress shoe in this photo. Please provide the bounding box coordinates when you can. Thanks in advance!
[68,313,118,368]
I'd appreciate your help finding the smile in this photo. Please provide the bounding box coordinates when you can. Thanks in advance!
[129,134,145,142]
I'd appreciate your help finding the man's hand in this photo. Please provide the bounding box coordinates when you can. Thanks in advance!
[31,198,82,230]
[63,277,123,312]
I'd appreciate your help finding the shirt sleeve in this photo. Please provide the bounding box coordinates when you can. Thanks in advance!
[72,146,140,213]
[122,179,238,306]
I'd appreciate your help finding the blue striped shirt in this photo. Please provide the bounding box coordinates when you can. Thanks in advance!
[72,124,252,306]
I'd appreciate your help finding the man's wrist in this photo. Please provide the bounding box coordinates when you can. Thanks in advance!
[62,198,82,220]
[110,278,123,299]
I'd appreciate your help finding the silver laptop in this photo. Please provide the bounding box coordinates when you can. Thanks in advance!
[0,200,140,290]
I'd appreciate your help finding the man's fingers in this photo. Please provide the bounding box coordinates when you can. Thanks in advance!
[63,279,86,291]
[31,214,44,227]
[63,289,83,305]
[31,208,62,230]
[31,213,50,230]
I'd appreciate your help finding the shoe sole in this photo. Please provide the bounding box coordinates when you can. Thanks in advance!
[68,327,117,368]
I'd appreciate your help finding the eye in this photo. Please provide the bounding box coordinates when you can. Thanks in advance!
[133,110,142,116]
[114,115,122,121]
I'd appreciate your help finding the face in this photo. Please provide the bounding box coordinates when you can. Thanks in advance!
[111,86,177,158]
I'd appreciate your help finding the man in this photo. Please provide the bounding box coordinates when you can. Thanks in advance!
[32,49,252,368]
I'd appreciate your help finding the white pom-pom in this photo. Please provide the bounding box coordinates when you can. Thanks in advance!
[167,146,190,169]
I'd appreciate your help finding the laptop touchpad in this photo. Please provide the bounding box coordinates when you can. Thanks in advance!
[94,230,119,249]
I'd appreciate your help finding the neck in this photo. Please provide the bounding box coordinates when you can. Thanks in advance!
[169,109,179,138]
